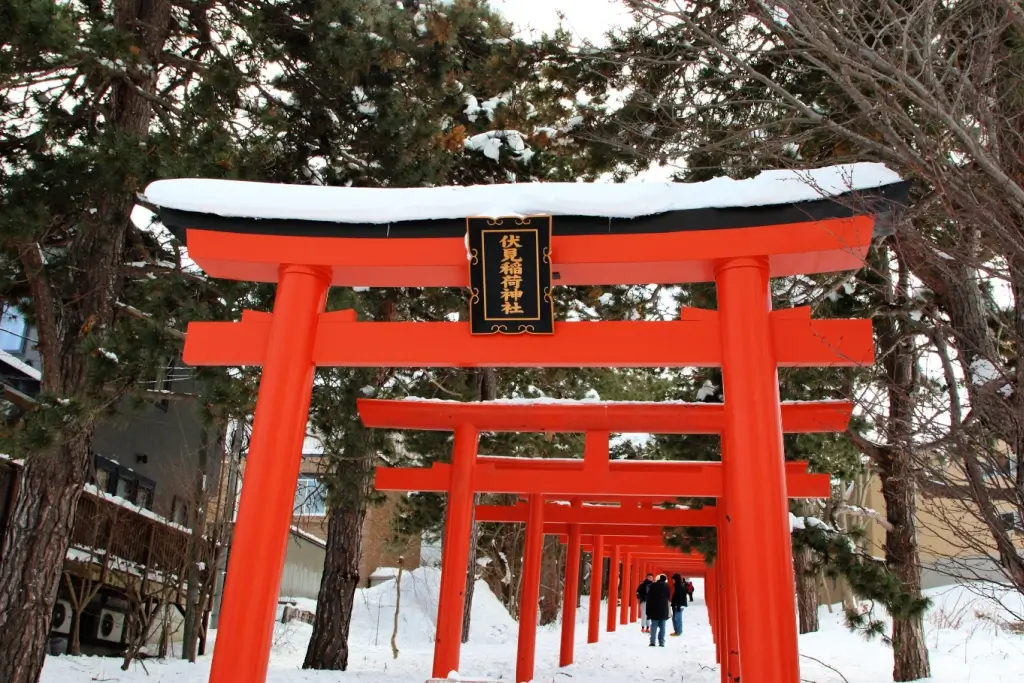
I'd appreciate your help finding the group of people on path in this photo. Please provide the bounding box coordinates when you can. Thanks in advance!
[636,573,694,647]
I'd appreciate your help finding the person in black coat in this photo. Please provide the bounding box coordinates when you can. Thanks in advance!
[645,575,671,646]
[670,574,688,636]
[636,573,654,632]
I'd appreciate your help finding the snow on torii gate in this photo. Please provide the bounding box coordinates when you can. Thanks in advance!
[364,401,842,682]
[143,163,904,683]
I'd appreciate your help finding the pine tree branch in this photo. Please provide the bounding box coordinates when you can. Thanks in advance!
[845,427,885,465]
[137,389,200,403]
[114,301,186,341]
[834,504,894,533]
[2,384,38,412]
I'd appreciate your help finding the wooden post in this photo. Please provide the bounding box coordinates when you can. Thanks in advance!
[516,494,545,683]
[432,425,480,679]
[559,500,582,667]
[208,265,329,683]
[587,535,604,644]
[717,256,797,683]
[619,553,631,625]
[626,557,634,626]
[606,545,620,633]
[706,567,719,662]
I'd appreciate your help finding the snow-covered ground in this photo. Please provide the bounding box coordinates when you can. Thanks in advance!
[41,569,1024,683]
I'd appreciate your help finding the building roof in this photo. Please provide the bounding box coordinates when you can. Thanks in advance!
[0,349,41,382]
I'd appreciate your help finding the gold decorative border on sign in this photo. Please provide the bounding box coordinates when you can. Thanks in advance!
[481,227,542,322]
[465,215,555,336]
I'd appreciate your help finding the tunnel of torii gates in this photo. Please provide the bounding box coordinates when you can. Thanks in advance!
[145,168,905,683]
[363,399,843,683]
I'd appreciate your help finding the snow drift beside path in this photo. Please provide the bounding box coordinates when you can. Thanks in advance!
[144,162,901,224]
[348,566,516,648]
[39,576,1024,683]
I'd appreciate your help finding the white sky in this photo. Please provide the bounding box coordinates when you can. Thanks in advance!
[490,0,630,43]
[491,0,678,181]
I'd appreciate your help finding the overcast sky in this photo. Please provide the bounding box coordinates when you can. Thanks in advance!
[489,0,630,43]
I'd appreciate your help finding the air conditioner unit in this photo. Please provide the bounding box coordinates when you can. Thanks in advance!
[51,600,72,635]
[95,609,125,644]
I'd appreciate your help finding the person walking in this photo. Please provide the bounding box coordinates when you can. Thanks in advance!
[670,574,689,636]
[636,573,654,633]
[646,574,671,647]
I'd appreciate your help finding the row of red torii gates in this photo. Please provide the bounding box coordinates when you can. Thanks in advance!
[364,398,849,682]
[147,169,903,683]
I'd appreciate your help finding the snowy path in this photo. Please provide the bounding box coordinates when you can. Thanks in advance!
[41,577,1024,683]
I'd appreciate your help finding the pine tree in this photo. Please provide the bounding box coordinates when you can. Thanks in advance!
[0,2,290,679]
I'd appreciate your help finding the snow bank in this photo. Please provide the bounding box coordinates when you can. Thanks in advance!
[350,567,516,648]
[144,162,901,224]
[39,575,1023,683]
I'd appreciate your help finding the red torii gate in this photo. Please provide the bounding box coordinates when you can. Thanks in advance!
[366,401,842,682]
[476,500,715,669]
[144,168,900,683]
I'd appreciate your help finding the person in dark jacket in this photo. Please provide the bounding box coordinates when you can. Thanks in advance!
[670,574,688,636]
[645,574,671,647]
[636,573,654,633]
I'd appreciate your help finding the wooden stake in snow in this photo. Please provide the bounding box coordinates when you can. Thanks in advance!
[391,556,404,659]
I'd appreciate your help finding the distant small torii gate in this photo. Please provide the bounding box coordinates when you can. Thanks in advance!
[363,400,843,682]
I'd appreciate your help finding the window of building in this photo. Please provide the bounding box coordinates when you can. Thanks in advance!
[1000,512,1020,533]
[136,481,155,510]
[171,497,189,526]
[92,468,110,493]
[294,476,327,516]
[92,455,118,494]
[0,307,27,354]
[115,474,135,501]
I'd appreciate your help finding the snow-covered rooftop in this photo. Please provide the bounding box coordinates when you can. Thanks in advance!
[144,163,901,225]
[0,349,41,381]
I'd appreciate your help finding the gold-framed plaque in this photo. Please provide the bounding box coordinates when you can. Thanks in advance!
[467,216,554,335]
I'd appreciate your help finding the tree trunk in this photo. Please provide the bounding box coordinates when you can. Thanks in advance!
[69,605,83,657]
[794,542,819,634]
[879,458,931,681]
[538,536,564,626]
[793,500,819,634]
[873,246,931,682]
[181,561,200,661]
[0,437,91,682]
[0,2,172,680]
[461,495,479,644]
[302,497,369,671]
[460,367,496,642]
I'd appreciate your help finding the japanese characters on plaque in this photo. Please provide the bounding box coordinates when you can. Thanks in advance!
[467,216,554,335]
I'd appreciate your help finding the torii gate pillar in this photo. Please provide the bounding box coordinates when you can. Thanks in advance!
[559,500,583,666]
[516,494,546,683]
[606,544,620,633]
[587,534,605,643]
[208,265,329,683]
[717,256,798,683]
[432,425,480,679]
[619,552,631,625]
